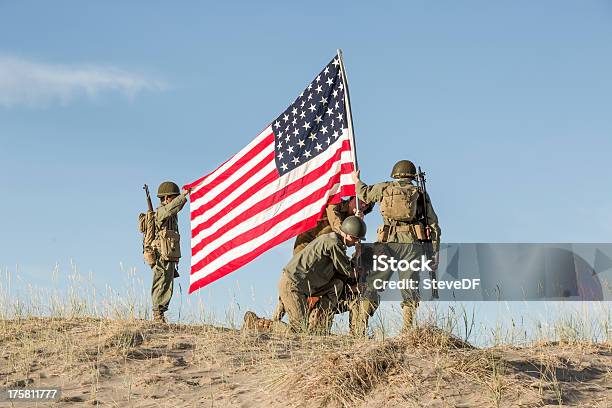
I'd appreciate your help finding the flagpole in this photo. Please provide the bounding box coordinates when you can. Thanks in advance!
[337,49,359,173]
[337,49,361,217]
[337,49,364,293]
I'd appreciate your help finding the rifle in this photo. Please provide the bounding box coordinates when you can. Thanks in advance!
[140,184,157,267]
[143,184,154,213]
[416,167,439,299]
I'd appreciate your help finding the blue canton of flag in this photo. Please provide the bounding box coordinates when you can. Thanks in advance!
[272,57,347,175]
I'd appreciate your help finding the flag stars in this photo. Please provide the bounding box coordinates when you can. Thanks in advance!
[274,58,347,174]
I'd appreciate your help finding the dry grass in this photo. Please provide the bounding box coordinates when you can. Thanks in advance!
[1,267,612,407]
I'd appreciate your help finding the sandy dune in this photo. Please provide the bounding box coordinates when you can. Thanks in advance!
[1,318,611,407]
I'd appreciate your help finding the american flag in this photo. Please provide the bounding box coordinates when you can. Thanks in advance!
[184,55,356,293]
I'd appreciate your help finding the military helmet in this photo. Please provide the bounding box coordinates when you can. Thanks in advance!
[340,216,367,239]
[157,181,180,198]
[391,160,417,179]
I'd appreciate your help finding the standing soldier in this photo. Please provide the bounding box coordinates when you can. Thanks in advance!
[277,216,367,333]
[351,160,441,334]
[150,181,189,323]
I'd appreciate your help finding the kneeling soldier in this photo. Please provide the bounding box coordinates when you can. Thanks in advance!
[278,216,367,333]
[272,198,372,321]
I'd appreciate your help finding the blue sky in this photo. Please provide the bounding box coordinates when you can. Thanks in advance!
[1,1,611,335]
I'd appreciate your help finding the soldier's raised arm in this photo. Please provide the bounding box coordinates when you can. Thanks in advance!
[156,187,189,223]
[326,203,344,234]
[351,170,385,204]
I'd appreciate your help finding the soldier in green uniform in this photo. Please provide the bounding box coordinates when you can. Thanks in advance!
[278,216,367,333]
[272,198,372,321]
[151,181,189,323]
[351,160,441,334]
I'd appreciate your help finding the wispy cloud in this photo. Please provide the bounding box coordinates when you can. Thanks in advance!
[0,55,167,108]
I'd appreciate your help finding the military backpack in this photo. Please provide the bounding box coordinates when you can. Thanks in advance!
[379,181,420,222]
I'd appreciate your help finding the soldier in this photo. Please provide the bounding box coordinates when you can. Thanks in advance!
[271,198,372,321]
[351,160,441,335]
[278,216,367,333]
[151,181,190,323]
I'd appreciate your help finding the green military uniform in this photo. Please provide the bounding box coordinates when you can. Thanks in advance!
[273,198,372,321]
[354,171,441,334]
[273,200,351,320]
[278,232,354,333]
[151,193,187,320]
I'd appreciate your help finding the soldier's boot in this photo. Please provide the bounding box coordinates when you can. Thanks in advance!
[349,299,374,337]
[242,311,273,332]
[153,310,167,324]
[401,303,418,334]
[271,299,285,321]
